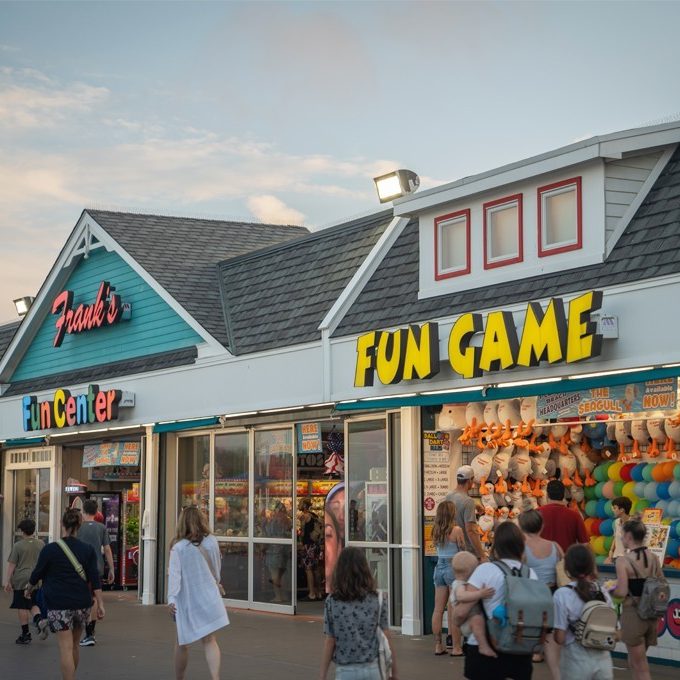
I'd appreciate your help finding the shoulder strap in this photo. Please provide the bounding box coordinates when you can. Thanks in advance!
[197,541,220,585]
[57,539,87,581]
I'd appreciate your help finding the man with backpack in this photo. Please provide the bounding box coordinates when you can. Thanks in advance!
[453,522,554,680]
[553,544,616,679]
[612,519,669,680]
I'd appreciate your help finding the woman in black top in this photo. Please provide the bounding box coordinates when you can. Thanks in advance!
[298,498,323,600]
[27,509,104,680]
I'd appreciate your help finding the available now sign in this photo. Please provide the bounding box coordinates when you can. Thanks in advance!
[354,291,603,387]
[22,384,123,432]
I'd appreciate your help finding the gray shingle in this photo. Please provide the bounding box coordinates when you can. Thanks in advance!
[0,320,20,360]
[335,147,680,337]
[87,210,309,347]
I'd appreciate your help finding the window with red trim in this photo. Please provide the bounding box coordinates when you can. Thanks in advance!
[483,193,523,269]
[434,209,470,280]
[538,177,582,256]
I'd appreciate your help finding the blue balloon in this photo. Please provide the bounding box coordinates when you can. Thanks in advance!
[671,520,680,539]
[645,483,659,501]
[600,519,615,537]
[656,500,670,515]
[668,500,680,517]
[669,481,680,499]
[596,499,609,519]
[658,482,672,500]
[668,539,680,559]
[634,482,647,498]
[631,464,646,482]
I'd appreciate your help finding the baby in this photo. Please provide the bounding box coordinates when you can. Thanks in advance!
[450,551,496,657]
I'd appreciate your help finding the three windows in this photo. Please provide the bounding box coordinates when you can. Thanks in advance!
[434,177,581,279]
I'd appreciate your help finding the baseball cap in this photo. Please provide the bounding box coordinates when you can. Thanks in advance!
[456,465,474,481]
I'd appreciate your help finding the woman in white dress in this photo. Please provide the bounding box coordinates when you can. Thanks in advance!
[168,507,229,680]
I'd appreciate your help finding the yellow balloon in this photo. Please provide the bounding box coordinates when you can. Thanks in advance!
[622,481,637,500]
[608,462,624,481]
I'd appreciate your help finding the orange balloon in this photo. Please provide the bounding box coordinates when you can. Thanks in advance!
[652,464,666,482]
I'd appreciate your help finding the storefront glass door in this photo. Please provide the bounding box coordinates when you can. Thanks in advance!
[13,467,51,543]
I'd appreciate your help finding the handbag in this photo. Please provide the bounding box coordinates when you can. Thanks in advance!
[376,591,393,680]
[555,544,570,588]
[197,542,227,597]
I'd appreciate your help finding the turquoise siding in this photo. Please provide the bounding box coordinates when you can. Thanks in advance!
[11,249,204,382]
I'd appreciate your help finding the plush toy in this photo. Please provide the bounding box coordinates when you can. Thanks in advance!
[460,402,484,445]
[437,403,467,433]
[496,506,510,524]
[477,506,496,545]
[509,447,533,494]
[631,419,650,460]
[479,482,498,510]
[571,443,596,487]
[520,396,546,437]
[506,481,523,510]
[569,484,585,512]
[491,444,514,494]
[558,448,578,487]
[470,450,494,489]
[549,422,569,453]
[664,414,680,460]
[508,507,521,525]
[530,443,553,497]
[614,418,632,460]
[498,399,522,444]
[646,412,667,459]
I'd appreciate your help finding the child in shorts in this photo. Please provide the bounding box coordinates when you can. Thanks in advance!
[450,551,496,657]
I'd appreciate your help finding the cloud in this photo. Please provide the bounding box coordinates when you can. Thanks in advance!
[0,67,109,127]
[246,195,305,225]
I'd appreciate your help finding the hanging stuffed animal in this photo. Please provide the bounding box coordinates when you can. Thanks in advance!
[437,403,467,433]
[571,443,596,487]
[460,402,484,446]
[508,447,533,494]
[479,482,498,511]
[664,413,680,460]
[569,484,585,513]
[558,447,578,487]
[519,396,547,450]
[630,418,650,460]
[614,417,633,461]
[646,412,667,459]
[507,506,521,525]
[497,399,521,445]
[470,450,494,490]
[477,506,496,545]
[529,443,553,498]
[506,481,523,510]
[480,401,502,448]
[549,422,570,454]
[491,444,513,494]
[495,506,510,524]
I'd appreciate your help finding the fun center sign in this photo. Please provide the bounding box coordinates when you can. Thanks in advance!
[354,291,603,387]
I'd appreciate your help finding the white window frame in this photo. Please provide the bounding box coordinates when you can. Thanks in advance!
[434,209,470,280]
[538,177,582,256]
[483,194,523,269]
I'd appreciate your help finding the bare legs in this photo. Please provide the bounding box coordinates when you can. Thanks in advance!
[431,585,449,654]
[55,625,81,680]
[305,567,320,599]
[175,635,221,680]
[627,643,651,680]
[270,567,287,603]
[543,633,561,680]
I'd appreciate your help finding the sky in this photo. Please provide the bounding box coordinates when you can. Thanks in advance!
[1,0,680,323]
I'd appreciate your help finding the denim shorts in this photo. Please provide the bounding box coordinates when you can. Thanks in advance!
[335,659,381,679]
[433,557,454,587]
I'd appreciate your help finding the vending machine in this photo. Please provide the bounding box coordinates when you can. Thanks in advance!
[120,485,140,588]
[87,492,122,586]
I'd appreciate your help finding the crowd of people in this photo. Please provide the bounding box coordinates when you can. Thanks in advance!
[428,464,668,680]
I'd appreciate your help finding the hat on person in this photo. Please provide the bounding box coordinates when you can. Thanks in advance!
[456,465,474,481]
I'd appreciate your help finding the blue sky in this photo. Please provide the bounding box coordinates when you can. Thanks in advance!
[1,1,680,322]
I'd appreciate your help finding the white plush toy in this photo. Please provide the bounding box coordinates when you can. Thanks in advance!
[497,399,521,444]
[491,444,514,494]
[518,396,546,448]
[549,422,570,454]
[571,443,596,487]
[630,419,650,460]
[496,506,510,524]
[569,484,585,512]
[614,418,632,460]
[664,414,680,460]
[646,412,667,459]
[529,443,553,497]
[558,447,578,487]
[477,506,496,545]
[508,447,532,494]
[470,450,494,489]
[437,403,467,433]
[460,402,485,445]
[479,482,498,510]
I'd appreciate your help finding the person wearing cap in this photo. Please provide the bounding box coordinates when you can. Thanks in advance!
[444,465,487,656]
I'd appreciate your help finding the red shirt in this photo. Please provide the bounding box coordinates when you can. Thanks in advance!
[537,503,589,553]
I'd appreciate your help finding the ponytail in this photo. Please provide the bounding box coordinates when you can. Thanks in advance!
[564,544,599,602]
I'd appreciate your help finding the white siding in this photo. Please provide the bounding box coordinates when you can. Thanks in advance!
[604,152,662,240]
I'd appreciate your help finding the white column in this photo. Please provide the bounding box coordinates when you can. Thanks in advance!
[141,427,158,605]
[400,406,422,635]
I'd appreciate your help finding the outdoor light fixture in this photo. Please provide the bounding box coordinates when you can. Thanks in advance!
[373,169,420,203]
[13,296,35,317]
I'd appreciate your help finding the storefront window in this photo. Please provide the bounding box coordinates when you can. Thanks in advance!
[214,433,249,537]
[254,429,293,539]
[14,469,36,530]
[254,543,292,604]
[347,419,387,543]
[219,542,248,601]
[178,435,210,514]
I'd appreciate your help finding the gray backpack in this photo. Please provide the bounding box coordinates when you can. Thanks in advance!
[567,586,618,651]
[487,561,554,655]
[628,551,670,620]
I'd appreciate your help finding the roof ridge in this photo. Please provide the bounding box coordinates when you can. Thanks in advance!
[86,208,306,231]
[217,209,394,270]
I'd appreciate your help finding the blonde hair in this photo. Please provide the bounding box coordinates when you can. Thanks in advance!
[432,500,457,546]
[452,551,479,580]
[172,506,210,547]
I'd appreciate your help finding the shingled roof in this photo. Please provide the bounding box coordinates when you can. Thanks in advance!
[334,146,680,337]
[218,209,393,354]
[0,321,20,363]
[87,210,309,347]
